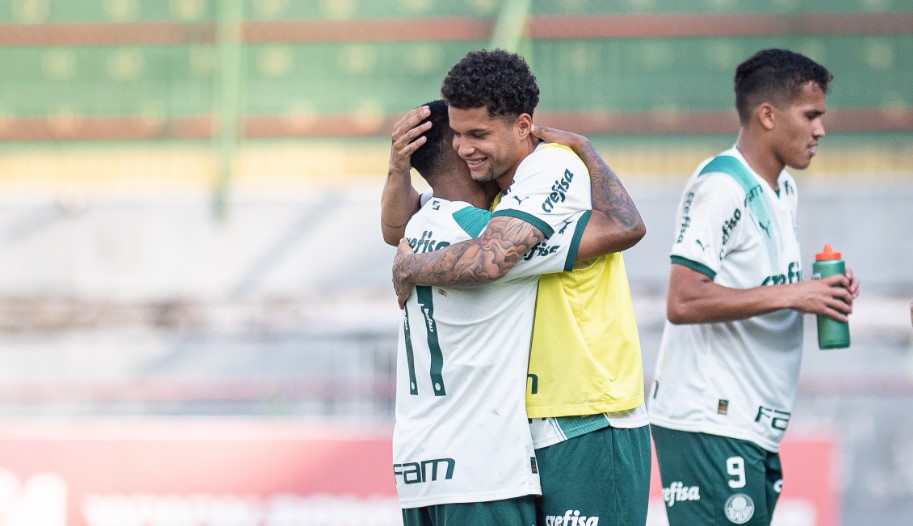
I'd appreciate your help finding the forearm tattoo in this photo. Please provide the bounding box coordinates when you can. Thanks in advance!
[581,145,641,230]
[404,216,545,287]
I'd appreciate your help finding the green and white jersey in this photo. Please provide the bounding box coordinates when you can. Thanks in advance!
[649,147,804,453]
[492,142,592,237]
[393,196,588,508]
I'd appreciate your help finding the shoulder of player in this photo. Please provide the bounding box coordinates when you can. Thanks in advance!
[687,167,746,197]
[516,142,585,177]
[415,197,483,218]
[531,142,583,163]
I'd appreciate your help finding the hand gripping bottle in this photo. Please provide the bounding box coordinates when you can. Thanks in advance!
[813,244,850,349]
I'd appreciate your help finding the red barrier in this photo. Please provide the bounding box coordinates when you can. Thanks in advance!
[0,421,836,526]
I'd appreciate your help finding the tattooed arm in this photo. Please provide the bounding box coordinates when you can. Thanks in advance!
[531,125,645,262]
[392,216,546,307]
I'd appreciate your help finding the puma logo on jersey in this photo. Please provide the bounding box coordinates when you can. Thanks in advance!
[695,239,707,252]
[513,194,530,205]
[758,220,772,238]
[558,219,572,234]
[663,481,701,507]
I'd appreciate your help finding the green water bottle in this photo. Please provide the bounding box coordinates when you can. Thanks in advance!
[813,244,850,350]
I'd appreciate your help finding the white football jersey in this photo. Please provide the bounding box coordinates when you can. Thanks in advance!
[493,142,593,234]
[649,147,804,452]
[393,196,588,507]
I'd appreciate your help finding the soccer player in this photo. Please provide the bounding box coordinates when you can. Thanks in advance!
[648,48,860,526]
[389,99,640,525]
[390,49,651,526]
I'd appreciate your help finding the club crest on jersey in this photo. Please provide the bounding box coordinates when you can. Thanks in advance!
[544,510,598,526]
[664,481,701,507]
[718,399,729,415]
[724,493,755,524]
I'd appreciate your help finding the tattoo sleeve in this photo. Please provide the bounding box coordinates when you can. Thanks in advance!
[402,216,545,287]
[579,142,641,230]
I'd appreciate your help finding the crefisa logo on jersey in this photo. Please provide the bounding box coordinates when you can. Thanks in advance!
[676,191,695,243]
[724,493,755,524]
[663,481,701,507]
[544,509,598,526]
[761,261,802,286]
[408,230,450,254]
[541,169,575,213]
[523,241,560,261]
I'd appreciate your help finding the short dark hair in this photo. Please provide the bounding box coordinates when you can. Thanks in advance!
[410,100,451,180]
[441,49,540,119]
[734,48,833,124]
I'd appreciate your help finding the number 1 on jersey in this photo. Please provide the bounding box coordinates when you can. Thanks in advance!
[402,286,447,396]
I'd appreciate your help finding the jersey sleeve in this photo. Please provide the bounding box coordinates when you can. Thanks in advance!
[669,173,746,280]
[501,209,590,281]
[491,144,592,239]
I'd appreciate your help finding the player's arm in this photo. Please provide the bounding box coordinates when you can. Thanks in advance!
[392,216,546,307]
[380,106,430,246]
[530,125,645,262]
[667,263,860,324]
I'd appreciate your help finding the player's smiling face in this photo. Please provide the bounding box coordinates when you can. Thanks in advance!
[772,81,827,171]
[448,105,527,190]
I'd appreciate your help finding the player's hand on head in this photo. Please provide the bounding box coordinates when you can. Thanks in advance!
[392,238,416,308]
[389,106,432,176]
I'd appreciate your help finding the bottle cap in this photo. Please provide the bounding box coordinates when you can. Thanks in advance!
[815,244,842,261]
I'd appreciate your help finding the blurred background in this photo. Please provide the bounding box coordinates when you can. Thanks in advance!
[0,0,911,525]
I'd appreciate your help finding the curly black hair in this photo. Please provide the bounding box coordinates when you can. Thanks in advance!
[410,100,451,180]
[734,48,833,124]
[441,49,540,119]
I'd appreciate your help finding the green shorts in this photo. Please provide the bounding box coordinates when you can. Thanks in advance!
[535,424,651,526]
[401,495,536,526]
[652,425,783,526]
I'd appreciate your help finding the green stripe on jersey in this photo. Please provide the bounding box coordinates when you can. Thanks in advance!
[698,155,779,271]
[452,206,492,239]
[671,255,716,280]
[564,210,590,271]
[491,209,555,238]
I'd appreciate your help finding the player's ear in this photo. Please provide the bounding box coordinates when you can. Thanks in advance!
[757,102,776,131]
[514,113,532,138]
